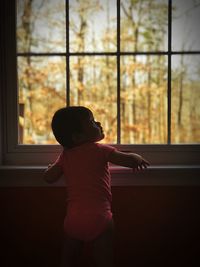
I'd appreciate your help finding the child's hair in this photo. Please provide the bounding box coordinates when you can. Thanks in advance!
[51,106,91,148]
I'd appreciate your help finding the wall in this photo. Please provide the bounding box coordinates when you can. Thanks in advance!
[1,185,200,267]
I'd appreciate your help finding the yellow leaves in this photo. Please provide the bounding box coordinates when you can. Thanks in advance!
[121,91,134,101]
[101,31,116,45]
[124,124,141,133]
[33,117,46,133]
[91,85,98,93]
[77,82,85,92]
[19,116,24,127]
[124,62,150,75]
[24,136,35,145]
[33,71,47,83]
[95,107,108,115]
[72,58,86,70]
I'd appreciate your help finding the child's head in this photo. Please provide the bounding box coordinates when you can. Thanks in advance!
[51,106,104,148]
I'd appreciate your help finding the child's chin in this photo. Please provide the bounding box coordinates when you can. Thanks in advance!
[96,133,104,142]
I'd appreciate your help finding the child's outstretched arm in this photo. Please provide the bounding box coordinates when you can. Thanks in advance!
[43,163,63,184]
[108,150,150,171]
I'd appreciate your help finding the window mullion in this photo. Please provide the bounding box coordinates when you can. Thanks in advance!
[66,0,70,107]
[167,0,172,144]
[117,0,121,144]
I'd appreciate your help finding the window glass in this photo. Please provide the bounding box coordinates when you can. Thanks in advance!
[120,55,167,144]
[172,0,200,51]
[18,56,66,144]
[16,0,200,146]
[70,56,117,143]
[69,0,117,52]
[171,55,200,143]
[17,0,66,53]
[120,0,168,52]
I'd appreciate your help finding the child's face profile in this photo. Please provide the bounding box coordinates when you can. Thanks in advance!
[80,111,104,143]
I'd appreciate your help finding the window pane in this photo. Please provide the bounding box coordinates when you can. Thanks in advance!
[121,0,168,52]
[121,55,167,144]
[17,0,66,53]
[18,56,66,144]
[69,0,117,52]
[171,55,200,143]
[172,0,200,51]
[70,56,117,143]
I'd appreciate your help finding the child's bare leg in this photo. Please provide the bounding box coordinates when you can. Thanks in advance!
[92,220,114,267]
[60,235,84,267]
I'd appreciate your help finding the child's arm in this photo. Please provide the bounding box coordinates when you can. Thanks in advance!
[108,150,150,171]
[43,163,63,184]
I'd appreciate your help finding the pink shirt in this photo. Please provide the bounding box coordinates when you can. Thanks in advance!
[55,142,116,241]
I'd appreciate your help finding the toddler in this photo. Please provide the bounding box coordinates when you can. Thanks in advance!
[44,106,149,267]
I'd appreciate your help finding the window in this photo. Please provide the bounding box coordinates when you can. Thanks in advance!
[1,0,200,165]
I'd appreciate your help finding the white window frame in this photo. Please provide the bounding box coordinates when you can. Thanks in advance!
[0,0,200,168]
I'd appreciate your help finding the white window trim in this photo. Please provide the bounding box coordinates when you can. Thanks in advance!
[0,0,200,174]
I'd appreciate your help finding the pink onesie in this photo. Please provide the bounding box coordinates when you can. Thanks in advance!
[55,142,116,242]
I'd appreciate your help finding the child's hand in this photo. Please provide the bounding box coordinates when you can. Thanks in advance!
[47,164,52,170]
[134,157,150,172]
[43,163,63,183]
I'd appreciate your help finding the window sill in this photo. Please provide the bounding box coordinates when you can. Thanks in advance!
[0,165,200,186]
